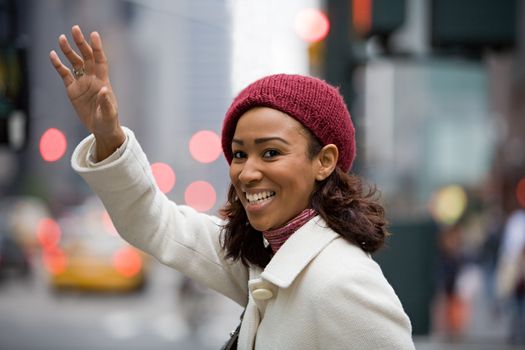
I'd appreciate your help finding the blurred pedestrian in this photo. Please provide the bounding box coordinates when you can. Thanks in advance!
[435,223,469,339]
[495,207,525,344]
[50,25,414,349]
[177,276,210,337]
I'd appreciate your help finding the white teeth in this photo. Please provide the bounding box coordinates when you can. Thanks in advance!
[245,191,275,204]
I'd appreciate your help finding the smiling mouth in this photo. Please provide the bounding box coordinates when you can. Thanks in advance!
[245,191,276,205]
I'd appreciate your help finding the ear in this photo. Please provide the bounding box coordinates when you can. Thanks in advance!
[315,144,338,181]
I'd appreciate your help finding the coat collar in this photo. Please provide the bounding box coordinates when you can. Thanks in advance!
[260,216,339,289]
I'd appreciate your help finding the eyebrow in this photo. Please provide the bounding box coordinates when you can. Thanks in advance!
[232,137,291,146]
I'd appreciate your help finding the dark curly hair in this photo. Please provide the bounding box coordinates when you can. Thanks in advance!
[219,128,389,269]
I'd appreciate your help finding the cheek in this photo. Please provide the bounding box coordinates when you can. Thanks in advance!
[287,171,317,199]
[229,166,242,194]
[229,165,238,182]
[279,161,316,185]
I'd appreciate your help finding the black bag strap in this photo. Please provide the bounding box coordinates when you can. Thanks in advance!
[221,309,246,350]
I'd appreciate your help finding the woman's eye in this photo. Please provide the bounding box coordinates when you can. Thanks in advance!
[232,151,246,159]
[263,149,280,158]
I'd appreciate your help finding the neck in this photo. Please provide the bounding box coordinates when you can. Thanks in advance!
[263,208,317,253]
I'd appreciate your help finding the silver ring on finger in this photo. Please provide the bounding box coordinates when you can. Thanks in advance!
[73,66,85,79]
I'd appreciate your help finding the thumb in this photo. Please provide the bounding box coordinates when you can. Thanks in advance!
[97,86,117,117]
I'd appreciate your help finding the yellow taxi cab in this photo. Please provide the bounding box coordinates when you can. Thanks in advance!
[41,197,148,293]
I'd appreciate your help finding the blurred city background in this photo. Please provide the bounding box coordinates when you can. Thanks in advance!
[1,0,524,349]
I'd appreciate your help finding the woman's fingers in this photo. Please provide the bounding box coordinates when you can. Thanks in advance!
[90,32,107,64]
[49,50,75,87]
[90,31,109,79]
[58,34,84,72]
[71,25,94,73]
[54,26,110,82]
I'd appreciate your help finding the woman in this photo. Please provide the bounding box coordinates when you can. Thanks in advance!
[50,25,415,349]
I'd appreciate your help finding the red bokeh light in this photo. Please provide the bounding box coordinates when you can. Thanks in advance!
[189,130,222,163]
[184,181,216,212]
[294,8,330,43]
[39,128,67,162]
[42,247,67,275]
[36,218,62,248]
[151,162,176,194]
[352,0,372,36]
[517,177,525,208]
[113,247,142,277]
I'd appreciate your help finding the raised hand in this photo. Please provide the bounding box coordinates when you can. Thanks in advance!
[50,25,125,161]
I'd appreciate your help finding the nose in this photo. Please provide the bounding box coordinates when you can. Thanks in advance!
[237,158,263,185]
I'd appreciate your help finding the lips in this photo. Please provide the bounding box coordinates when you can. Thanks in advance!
[245,190,276,205]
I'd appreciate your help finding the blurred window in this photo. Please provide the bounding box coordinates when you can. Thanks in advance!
[360,59,493,220]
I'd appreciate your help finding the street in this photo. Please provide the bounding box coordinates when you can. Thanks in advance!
[0,254,522,350]
[0,254,242,350]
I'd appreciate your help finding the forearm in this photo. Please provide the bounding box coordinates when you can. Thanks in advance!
[71,127,249,304]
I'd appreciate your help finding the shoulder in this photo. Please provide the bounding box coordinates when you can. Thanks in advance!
[301,221,385,282]
[301,228,410,321]
[306,237,414,348]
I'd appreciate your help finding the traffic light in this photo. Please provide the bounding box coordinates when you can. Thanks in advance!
[0,0,29,151]
[0,47,28,150]
[431,0,517,52]
[352,0,406,38]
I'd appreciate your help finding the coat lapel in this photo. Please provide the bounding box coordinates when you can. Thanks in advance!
[260,216,339,289]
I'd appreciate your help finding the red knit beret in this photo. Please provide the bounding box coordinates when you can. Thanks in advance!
[221,74,356,172]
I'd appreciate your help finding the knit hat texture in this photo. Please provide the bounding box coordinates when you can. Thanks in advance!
[221,73,356,172]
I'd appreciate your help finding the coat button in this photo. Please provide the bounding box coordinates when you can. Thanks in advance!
[252,288,273,300]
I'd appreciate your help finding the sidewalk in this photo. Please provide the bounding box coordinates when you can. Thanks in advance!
[414,337,523,350]
[413,264,525,350]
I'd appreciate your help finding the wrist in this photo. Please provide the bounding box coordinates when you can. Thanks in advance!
[94,127,126,162]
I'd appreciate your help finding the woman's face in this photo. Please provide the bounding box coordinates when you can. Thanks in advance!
[229,107,320,231]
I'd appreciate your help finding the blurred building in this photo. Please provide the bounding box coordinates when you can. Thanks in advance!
[320,0,524,339]
[2,0,318,215]
[3,0,234,214]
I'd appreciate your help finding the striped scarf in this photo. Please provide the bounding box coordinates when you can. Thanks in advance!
[263,208,317,253]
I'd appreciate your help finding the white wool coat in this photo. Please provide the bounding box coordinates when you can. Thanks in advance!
[71,128,415,350]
